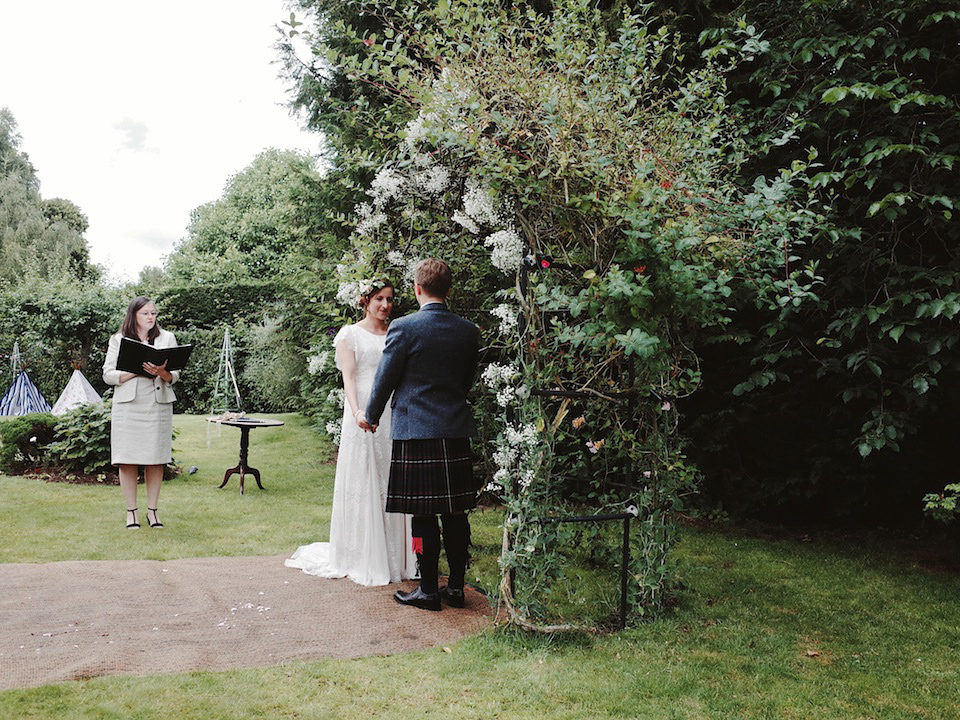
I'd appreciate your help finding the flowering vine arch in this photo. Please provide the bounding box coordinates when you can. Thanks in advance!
[309,1,819,629]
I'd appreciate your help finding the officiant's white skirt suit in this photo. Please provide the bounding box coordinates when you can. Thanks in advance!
[102,329,180,466]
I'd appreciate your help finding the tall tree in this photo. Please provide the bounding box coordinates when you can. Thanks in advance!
[0,108,99,287]
[164,148,324,285]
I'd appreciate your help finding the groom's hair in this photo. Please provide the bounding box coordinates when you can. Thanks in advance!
[415,258,452,298]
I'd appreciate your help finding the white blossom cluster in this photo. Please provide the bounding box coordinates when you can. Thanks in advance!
[403,111,439,149]
[325,420,342,447]
[453,183,505,234]
[386,250,406,266]
[355,202,387,238]
[436,67,473,105]
[492,445,517,477]
[403,113,429,147]
[336,281,363,307]
[451,210,480,234]
[482,362,523,408]
[484,228,524,274]
[490,303,519,335]
[414,165,451,195]
[505,423,538,449]
[490,422,540,491]
[326,387,345,408]
[307,351,330,375]
[369,166,406,206]
[496,386,518,407]
[481,362,519,388]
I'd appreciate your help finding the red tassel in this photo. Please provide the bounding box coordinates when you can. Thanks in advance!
[412,537,423,555]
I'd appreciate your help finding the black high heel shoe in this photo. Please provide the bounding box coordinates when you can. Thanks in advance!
[126,508,140,529]
[146,508,163,529]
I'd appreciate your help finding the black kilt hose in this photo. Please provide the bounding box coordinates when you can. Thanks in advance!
[386,438,477,515]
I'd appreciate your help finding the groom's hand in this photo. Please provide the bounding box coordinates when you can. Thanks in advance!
[356,411,375,432]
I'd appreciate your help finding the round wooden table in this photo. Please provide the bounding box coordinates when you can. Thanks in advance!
[207,417,285,494]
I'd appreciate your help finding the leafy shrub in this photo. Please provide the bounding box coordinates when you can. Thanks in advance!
[156,281,280,330]
[48,400,113,474]
[0,281,122,402]
[0,412,57,473]
[240,317,304,413]
[47,398,181,477]
[159,326,224,414]
[923,484,960,524]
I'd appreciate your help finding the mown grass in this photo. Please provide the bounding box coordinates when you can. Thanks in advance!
[1,413,959,718]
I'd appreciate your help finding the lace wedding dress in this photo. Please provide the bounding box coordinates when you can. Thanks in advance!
[286,324,417,586]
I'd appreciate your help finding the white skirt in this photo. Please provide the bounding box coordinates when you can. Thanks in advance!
[110,377,173,466]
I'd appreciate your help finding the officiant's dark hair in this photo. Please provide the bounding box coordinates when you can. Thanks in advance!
[415,258,452,298]
[121,296,161,344]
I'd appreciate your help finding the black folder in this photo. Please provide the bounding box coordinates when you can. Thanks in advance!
[117,337,193,377]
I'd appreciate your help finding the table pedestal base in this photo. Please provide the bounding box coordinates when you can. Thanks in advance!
[218,426,265,494]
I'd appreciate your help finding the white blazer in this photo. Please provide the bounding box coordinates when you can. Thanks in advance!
[102,329,180,404]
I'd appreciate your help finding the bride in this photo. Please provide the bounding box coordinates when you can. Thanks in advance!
[286,279,417,585]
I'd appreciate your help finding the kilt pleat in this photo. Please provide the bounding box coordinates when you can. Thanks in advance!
[386,438,477,515]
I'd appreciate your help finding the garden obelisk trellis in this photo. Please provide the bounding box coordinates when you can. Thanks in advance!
[211,328,243,415]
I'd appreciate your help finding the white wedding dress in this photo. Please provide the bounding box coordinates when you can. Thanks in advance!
[286,324,417,586]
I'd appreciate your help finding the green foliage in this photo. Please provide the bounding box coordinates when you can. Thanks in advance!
[0,108,100,288]
[157,149,334,415]
[0,412,57,473]
[294,295,350,440]
[0,280,123,403]
[287,0,819,627]
[685,0,960,519]
[164,149,324,285]
[156,282,281,330]
[923,483,960,524]
[159,326,230,414]
[239,317,306,413]
[151,283,306,414]
[47,400,113,474]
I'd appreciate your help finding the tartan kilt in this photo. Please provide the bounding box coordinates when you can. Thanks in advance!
[386,438,478,515]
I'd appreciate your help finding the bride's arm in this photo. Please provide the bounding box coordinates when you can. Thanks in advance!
[335,342,365,429]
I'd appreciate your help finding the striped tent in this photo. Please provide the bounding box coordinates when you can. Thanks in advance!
[0,371,52,416]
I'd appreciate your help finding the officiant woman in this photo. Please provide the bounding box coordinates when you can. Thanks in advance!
[102,296,181,530]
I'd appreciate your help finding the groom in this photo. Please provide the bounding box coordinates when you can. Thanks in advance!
[364,258,480,611]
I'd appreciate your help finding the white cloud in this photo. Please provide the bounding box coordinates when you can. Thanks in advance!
[112,119,153,153]
[0,0,320,284]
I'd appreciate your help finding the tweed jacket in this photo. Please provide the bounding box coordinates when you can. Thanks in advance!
[102,329,180,404]
[366,303,479,440]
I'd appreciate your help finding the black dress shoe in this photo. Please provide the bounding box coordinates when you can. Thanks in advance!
[394,587,441,611]
[439,585,465,608]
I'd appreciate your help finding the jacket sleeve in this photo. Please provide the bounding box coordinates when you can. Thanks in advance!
[102,333,123,386]
[365,323,408,425]
[160,330,181,385]
[462,323,480,395]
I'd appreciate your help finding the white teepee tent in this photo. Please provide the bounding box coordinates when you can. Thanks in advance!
[51,369,102,416]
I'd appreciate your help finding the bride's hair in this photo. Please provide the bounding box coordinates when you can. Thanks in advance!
[358,278,394,309]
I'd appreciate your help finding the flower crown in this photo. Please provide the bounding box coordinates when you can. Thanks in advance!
[357,278,390,306]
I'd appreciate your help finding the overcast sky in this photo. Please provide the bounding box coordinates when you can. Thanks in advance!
[0,1,322,284]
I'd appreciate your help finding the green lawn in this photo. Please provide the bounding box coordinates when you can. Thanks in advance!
[1,414,958,718]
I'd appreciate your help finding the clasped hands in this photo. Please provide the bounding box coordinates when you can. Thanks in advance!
[355,410,378,433]
[143,360,172,383]
[119,360,172,384]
